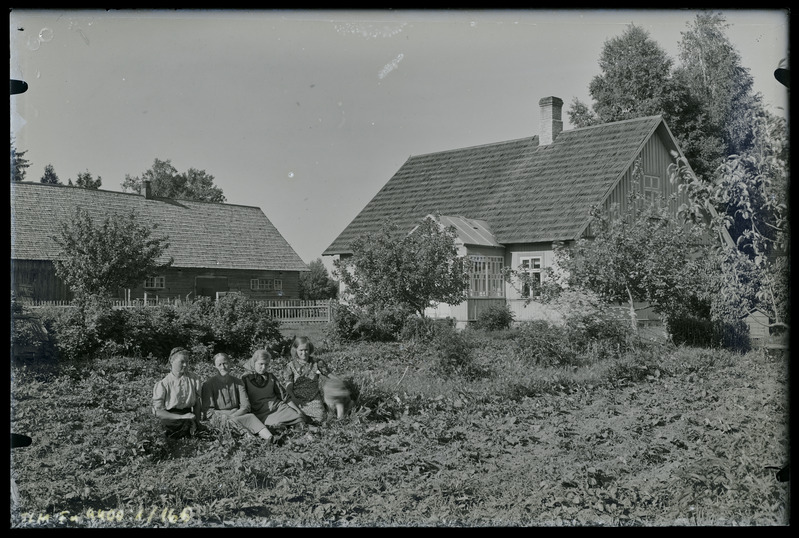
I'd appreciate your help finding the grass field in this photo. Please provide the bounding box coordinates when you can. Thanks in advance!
[10,332,791,527]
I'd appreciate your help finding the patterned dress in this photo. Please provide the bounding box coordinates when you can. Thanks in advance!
[284,359,330,423]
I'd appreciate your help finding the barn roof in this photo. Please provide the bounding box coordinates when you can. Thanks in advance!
[11,182,308,272]
[324,115,668,255]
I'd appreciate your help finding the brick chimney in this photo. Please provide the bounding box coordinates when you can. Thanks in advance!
[142,179,152,199]
[539,96,563,146]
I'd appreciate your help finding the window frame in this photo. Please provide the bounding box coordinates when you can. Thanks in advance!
[642,174,662,207]
[250,278,274,291]
[144,276,166,290]
[518,256,542,298]
[467,255,505,298]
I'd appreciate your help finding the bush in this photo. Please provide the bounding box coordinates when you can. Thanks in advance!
[208,293,283,357]
[37,303,105,362]
[714,319,751,353]
[513,320,582,367]
[668,316,715,348]
[115,305,183,358]
[327,303,413,342]
[11,294,57,363]
[399,315,455,343]
[667,316,751,352]
[430,324,475,375]
[473,304,515,332]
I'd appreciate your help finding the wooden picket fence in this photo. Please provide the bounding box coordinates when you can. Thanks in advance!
[22,298,333,323]
[260,300,332,323]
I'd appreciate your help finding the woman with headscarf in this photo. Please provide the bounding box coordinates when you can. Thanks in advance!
[242,349,307,431]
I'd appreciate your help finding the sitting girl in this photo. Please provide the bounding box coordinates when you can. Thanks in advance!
[202,353,275,443]
[242,349,307,431]
[284,336,353,422]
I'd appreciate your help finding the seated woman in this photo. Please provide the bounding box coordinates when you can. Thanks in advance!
[242,349,307,431]
[284,336,353,423]
[152,348,202,439]
[202,353,275,443]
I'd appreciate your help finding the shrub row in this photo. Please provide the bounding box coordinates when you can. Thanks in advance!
[29,293,284,363]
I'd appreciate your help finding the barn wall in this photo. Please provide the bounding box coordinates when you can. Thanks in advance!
[11,260,302,302]
[11,260,73,302]
[127,267,302,301]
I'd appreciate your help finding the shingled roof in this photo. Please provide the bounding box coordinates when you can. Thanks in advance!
[11,182,308,272]
[324,115,671,255]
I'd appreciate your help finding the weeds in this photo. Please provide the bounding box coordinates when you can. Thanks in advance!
[10,330,789,527]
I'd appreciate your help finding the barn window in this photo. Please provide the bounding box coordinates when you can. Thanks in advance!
[468,255,504,298]
[250,278,274,291]
[519,256,542,298]
[144,276,165,289]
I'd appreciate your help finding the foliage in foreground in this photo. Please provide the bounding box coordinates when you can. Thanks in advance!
[11,331,789,527]
[32,293,283,363]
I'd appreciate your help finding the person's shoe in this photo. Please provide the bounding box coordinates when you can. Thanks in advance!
[258,429,274,444]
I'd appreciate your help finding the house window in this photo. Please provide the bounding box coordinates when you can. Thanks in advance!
[519,256,542,298]
[144,276,165,289]
[274,279,283,291]
[468,255,504,298]
[642,175,662,206]
[250,278,274,291]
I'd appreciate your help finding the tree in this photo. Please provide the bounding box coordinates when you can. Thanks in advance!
[585,25,676,122]
[566,18,745,184]
[334,217,470,317]
[676,12,760,158]
[554,178,710,333]
[566,97,600,129]
[40,164,61,185]
[299,258,339,300]
[669,108,789,330]
[10,136,31,182]
[52,208,172,304]
[121,158,226,203]
[68,170,102,189]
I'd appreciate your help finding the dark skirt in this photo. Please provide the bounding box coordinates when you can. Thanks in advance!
[161,407,197,439]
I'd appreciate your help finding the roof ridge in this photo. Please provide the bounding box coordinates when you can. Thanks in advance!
[408,135,538,159]
[10,181,262,210]
[405,115,662,159]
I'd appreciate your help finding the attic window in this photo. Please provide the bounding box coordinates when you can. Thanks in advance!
[144,276,166,289]
[642,175,662,206]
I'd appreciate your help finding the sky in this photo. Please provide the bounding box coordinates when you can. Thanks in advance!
[9,9,790,270]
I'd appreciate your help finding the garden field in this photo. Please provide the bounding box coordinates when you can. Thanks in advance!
[10,333,790,527]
